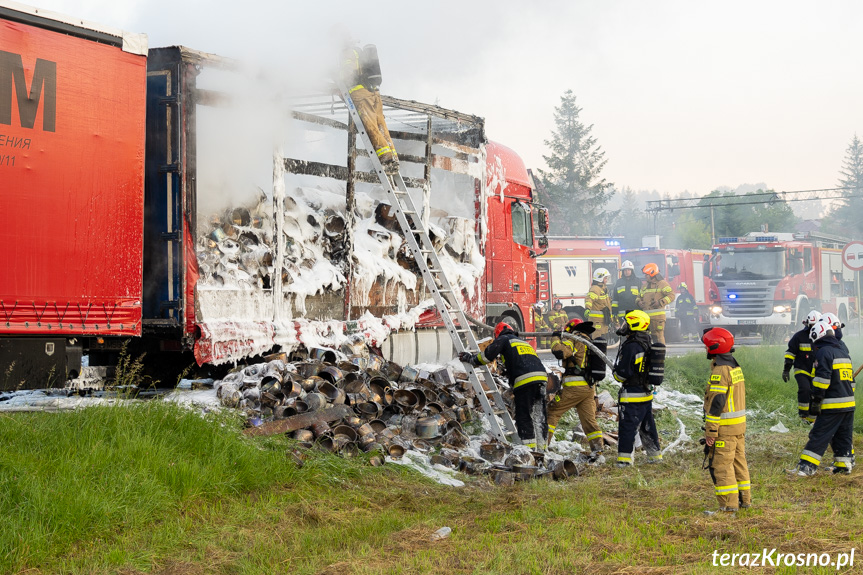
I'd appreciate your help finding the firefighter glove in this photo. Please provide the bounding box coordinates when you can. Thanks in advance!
[781,369,790,383]
[551,331,561,338]
[458,352,474,363]
[552,349,564,360]
[808,402,821,417]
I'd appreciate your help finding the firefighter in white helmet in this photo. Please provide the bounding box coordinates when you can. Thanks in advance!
[585,268,612,337]
[612,260,641,323]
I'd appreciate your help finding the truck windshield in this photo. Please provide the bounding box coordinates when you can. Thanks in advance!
[626,254,664,276]
[712,248,785,280]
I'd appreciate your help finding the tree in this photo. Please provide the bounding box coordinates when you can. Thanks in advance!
[538,90,616,235]
[613,186,653,247]
[832,134,863,237]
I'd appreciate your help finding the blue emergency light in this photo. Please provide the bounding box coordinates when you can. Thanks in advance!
[728,294,738,299]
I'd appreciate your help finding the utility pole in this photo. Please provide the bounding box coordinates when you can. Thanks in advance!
[710,205,715,246]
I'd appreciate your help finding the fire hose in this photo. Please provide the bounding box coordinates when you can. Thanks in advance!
[464,314,615,369]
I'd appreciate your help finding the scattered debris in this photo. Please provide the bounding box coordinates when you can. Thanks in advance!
[770,421,789,433]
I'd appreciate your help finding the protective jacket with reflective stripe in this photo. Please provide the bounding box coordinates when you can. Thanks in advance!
[811,336,856,413]
[639,277,673,315]
[703,354,746,438]
[613,331,652,401]
[551,337,589,384]
[477,330,547,389]
[784,327,815,373]
[585,283,611,320]
[612,275,641,315]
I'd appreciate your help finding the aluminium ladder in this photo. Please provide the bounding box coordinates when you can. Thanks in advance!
[338,83,519,444]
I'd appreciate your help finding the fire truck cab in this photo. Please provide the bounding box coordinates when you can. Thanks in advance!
[708,232,855,335]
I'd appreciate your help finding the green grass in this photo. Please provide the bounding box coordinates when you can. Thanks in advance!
[3,343,863,574]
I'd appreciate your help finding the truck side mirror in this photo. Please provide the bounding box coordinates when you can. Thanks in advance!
[536,206,549,235]
[538,235,548,249]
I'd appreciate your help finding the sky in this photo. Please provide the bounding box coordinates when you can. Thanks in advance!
[23,0,863,199]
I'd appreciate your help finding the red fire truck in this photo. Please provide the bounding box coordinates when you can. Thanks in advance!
[707,232,857,337]
[619,247,717,341]
[536,237,622,319]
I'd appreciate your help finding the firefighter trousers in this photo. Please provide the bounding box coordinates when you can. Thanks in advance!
[800,411,855,470]
[794,372,814,419]
[648,315,666,345]
[546,384,602,444]
[350,87,397,162]
[709,434,751,509]
[514,381,545,445]
[617,398,661,464]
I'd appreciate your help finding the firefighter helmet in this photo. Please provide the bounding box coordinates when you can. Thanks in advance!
[564,318,583,333]
[533,302,545,312]
[803,310,822,327]
[621,260,635,271]
[565,318,596,335]
[702,327,734,354]
[679,282,688,290]
[809,319,833,342]
[494,321,513,339]
[821,312,844,330]
[593,268,611,283]
[624,310,650,332]
[553,299,563,309]
[642,263,660,278]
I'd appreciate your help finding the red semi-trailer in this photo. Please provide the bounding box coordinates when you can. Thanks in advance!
[0,4,148,386]
[1,3,547,383]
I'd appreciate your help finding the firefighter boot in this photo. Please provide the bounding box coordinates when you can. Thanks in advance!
[796,461,817,477]
[589,438,604,454]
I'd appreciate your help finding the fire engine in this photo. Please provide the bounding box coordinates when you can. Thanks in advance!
[536,237,622,319]
[707,232,857,336]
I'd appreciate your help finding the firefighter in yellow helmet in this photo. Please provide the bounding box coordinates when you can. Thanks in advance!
[584,268,612,337]
[701,327,751,514]
[637,263,674,344]
[340,41,399,174]
[613,310,662,467]
[547,318,604,457]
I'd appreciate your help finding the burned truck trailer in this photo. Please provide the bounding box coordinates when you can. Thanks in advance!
[148,47,547,367]
[1,2,546,385]
[0,3,148,387]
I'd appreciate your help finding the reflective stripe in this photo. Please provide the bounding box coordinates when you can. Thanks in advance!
[705,415,721,423]
[349,84,365,93]
[477,351,491,365]
[586,430,603,440]
[798,344,811,351]
[737,481,751,491]
[833,358,852,368]
[613,372,625,383]
[715,484,739,495]
[648,454,663,461]
[721,410,746,420]
[784,353,796,360]
[813,379,830,389]
[646,309,666,316]
[563,381,588,387]
[375,146,393,156]
[547,424,556,433]
[821,397,856,409]
[513,372,547,388]
[798,402,809,410]
[835,456,854,463]
[617,453,633,462]
[794,369,814,377]
[801,450,822,464]
[620,392,652,403]
[720,416,746,426]
[709,385,728,393]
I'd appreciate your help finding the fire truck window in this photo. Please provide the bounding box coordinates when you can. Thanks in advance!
[803,248,812,271]
[511,202,533,247]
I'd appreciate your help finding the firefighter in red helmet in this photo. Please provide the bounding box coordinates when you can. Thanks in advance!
[701,327,751,514]
[547,318,604,457]
[459,321,548,448]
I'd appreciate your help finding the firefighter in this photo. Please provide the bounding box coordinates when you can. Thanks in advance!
[459,322,548,449]
[532,302,550,348]
[675,282,698,341]
[547,300,569,332]
[701,327,751,514]
[340,42,399,174]
[613,310,662,467]
[821,312,848,351]
[547,319,604,456]
[782,310,822,422]
[795,318,856,476]
[585,268,612,337]
[612,260,641,323]
[637,263,674,345]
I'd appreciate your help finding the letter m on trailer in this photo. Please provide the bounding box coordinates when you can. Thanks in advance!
[0,50,56,131]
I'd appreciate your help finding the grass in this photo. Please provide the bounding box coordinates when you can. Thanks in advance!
[2,342,863,574]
